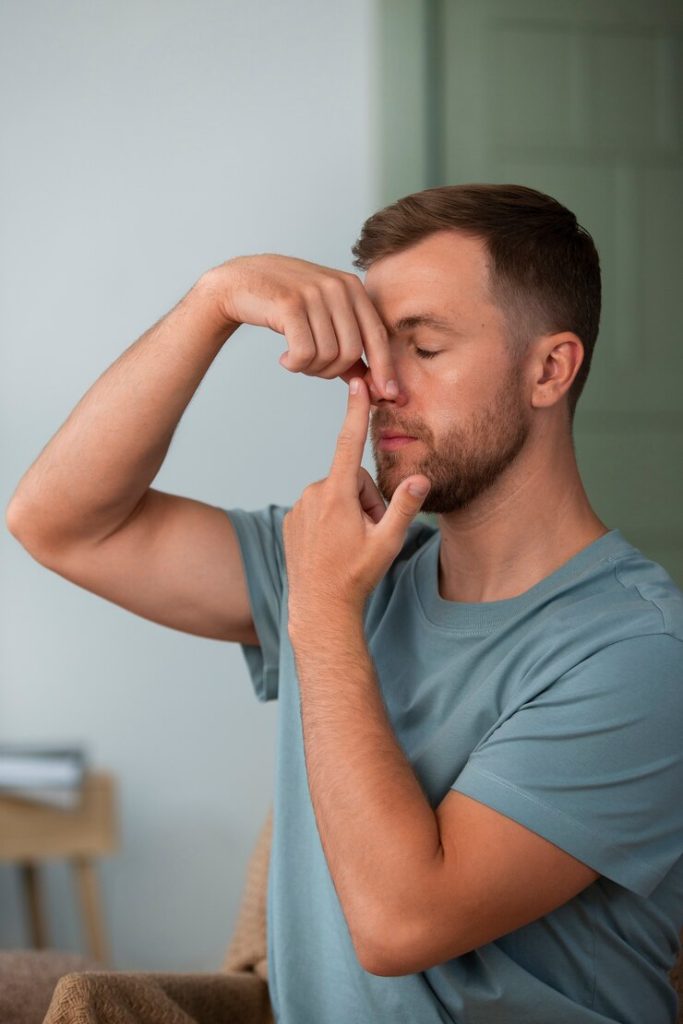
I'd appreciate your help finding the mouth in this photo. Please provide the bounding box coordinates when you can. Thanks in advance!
[378,434,418,452]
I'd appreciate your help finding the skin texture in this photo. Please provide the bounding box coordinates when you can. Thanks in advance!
[370,345,531,515]
[364,230,608,602]
[282,229,608,975]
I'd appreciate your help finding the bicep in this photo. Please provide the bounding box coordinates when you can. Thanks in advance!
[31,488,260,644]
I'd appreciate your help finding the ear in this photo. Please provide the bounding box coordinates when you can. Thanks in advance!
[529,331,584,411]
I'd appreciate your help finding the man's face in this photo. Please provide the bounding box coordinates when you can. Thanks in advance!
[364,229,532,515]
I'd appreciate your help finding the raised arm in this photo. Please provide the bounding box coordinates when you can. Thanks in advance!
[6,256,396,642]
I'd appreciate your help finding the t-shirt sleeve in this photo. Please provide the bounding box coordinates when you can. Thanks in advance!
[221,504,290,703]
[450,632,683,897]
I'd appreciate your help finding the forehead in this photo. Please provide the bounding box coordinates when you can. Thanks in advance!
[363,229,494,325]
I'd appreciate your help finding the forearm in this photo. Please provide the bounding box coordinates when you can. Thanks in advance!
[7,271,238,548]
[290,608,442,966]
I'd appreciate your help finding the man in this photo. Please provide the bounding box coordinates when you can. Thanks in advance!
[7,184,683,1023]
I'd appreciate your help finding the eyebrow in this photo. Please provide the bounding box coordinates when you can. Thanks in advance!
[389,312,455,335]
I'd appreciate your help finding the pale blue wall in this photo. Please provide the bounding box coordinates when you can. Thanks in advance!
[0,0,380,970]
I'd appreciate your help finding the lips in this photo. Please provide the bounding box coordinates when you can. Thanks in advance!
[377,432,419,452]
[378,430,417,441]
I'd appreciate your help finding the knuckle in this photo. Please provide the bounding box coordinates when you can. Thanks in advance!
[314,337,340,361]
[303,479,323,496]
[303,352,335,376]
[319,487,338,512]
[336,430,354,449]
[285,339,316,368]
[320,275,346,297]
[323,346,363,379]
[344,271,364,290]
[287,353,314,372]
[346,339,364,363]
[283,294,306,316]
[302,283,322,304]
[301,365,323,378]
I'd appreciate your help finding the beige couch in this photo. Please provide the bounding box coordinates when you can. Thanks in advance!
[0,808,273,1024]
[1,805,681,1023]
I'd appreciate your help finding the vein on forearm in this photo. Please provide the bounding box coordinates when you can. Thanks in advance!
[290,610,442,944]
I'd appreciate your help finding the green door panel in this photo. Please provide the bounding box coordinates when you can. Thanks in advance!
[377,0,683,583]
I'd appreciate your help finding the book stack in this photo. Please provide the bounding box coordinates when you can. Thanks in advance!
[0,744,87,809]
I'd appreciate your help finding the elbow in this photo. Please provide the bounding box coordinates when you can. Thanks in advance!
[5,501,57,566]
[5,504,36,555]
[5,497,27,540]
[355,907,467,977]
[358,939,425,978]
[354,913,428,978]
[360,952,415,978]
[6,495,41,548]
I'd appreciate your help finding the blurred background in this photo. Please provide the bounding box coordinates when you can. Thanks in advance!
[1,0,681,972]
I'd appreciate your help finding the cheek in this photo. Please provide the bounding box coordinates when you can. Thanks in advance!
[425,358,508,435]
[457,354,511,404]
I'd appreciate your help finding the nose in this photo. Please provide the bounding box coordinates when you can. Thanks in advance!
[364,367,408,408]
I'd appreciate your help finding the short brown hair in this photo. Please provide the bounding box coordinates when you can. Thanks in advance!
[351,183,601,422]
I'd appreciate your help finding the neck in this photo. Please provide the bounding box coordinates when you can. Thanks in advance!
[435,424,610,604]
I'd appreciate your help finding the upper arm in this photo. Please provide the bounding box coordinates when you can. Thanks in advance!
[374,790,600,976]
[22,488,260,644]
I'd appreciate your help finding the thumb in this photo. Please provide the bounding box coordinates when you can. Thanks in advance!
[379,475,431,544]
[406,476,431,500]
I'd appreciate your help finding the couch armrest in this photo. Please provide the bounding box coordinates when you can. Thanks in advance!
[43,969,272,1024]
[0,949,105,1024]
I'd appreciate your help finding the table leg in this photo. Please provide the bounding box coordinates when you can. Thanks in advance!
[19,860,48,948]
[72,855,110,965]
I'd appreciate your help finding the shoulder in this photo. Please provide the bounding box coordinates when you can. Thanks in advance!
[542,533,683,653]
[551,540,683,706]
[610,543,683,641]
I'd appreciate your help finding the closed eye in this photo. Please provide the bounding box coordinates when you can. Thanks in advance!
[415,347,440,359]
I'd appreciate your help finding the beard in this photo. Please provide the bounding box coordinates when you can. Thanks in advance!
[370,359,530,515]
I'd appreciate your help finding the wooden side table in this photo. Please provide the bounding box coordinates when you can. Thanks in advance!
[0,771,120,964]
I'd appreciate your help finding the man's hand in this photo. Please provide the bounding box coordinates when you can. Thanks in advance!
[283,376,431,633]
[201,254,403,402]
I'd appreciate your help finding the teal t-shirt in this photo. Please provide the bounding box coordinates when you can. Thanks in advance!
[224,506,683,1024]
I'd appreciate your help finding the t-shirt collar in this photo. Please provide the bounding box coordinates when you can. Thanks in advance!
[413,527,629,631]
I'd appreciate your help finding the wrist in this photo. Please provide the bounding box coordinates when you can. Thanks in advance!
[194,265,243,340]
[288,596,366,645]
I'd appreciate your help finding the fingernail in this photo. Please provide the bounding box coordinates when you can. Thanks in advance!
[408,481,429,497]
[385,379,399,397]
[350,378,360,394]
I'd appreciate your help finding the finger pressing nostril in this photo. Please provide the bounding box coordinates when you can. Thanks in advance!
[364,371,381,401]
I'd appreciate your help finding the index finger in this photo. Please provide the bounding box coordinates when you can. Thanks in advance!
[348,285,400,400]
[329,376,371,486]
[339,360,382,403]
